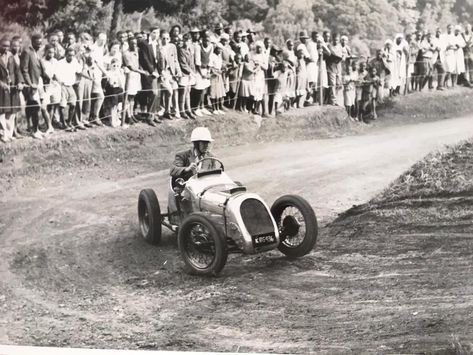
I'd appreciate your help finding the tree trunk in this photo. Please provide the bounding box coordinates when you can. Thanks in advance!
[110,0,123,36]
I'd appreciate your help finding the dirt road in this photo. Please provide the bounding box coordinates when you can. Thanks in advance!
[0,115,472,353]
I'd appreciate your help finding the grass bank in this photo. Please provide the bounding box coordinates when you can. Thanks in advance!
[1,87,472,196]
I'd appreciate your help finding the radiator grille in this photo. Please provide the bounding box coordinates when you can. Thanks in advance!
[240,198,274,236]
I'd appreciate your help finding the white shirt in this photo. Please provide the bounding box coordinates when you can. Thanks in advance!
[56,58,82,86]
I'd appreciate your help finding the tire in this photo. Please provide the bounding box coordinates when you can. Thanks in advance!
[271,195,318,258]
[178,213,228,276]
[138,189,162,245]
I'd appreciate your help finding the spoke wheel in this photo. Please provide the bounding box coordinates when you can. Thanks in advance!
[271,195,318,258]
[178,213,228,275]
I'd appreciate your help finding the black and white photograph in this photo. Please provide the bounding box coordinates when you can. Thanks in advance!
[0,0,472,354]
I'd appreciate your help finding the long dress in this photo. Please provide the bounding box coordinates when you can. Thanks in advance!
[250,53,267,101]
[454,34,466,74]
[445,33,457,73]
[282,49,297,98]
[295,58,307,96]
[209,53,225,99]
[238,61,254,98]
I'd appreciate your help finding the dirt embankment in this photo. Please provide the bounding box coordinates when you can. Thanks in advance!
[1,87,472,196]
[327,139,473,353]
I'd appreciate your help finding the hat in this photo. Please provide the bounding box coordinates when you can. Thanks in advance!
[341,35,348,41]
[385,39,393,46]
[220,33,230,41]
[214,23,224,31]
[395,33,404,40]
[299,30,309,39]
[247,29,256,34]
[190,27,200,33]
[455,25,462,31]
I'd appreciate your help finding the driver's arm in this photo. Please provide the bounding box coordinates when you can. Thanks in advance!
[170,151,195,178]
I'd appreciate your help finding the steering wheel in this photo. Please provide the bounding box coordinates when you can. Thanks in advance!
[194,157,225,173]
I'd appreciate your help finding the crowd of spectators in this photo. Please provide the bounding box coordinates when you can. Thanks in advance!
[1,22,472,143]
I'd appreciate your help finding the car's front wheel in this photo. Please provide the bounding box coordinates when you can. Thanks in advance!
[178,213,228,276]
[271,195,318,258]
[138,189,162,244]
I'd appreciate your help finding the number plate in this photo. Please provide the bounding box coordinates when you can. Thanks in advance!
[252,233,276,247]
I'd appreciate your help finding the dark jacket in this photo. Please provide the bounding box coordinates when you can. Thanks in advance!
[170,149,215,181]
[0,53,22,114]
[138,40,162,89]
[20,46,43,86]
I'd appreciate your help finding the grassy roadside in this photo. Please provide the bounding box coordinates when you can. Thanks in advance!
[0,87,472,196]
[326,139,473,353]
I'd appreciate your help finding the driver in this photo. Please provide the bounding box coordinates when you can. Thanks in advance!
[170,127,216,182]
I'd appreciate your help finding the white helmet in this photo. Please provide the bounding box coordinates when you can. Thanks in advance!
[190,127,214,142]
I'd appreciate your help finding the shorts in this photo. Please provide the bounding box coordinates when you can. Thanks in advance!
[43,82,62,106]
[60,85,77,107]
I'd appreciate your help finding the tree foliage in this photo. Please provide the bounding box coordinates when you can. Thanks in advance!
[0,0,470,43]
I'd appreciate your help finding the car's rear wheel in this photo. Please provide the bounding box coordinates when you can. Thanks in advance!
[138,189,162,244]
[271,195,318,258]
[178,213,228,276]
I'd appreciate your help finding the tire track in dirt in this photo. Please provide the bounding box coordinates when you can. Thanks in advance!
[0,115,472,351]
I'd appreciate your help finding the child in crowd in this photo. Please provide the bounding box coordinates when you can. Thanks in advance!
[209,43,226,114]
[362,67,381,120]
[295,47,308,108]
[105,58,125,127]
[355,60,368,122]
[342,62,356,119]
[272,61,289,115]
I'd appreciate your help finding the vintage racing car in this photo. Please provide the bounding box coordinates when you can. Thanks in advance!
[138,157,318,275]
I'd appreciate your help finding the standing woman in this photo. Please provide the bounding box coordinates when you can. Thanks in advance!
[383,40,396,96]
[250,42,268,115]
[237,53,255,113]
[123,37,144,124]
[177,33,196,119]
[294,46,308,108]
[209,43,226,114]
[282,40,297,107]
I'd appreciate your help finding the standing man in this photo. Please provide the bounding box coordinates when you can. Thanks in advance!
[138,35,161,125]
[464,24,473,84]
[160,30,182,119]
[444,24,457,88]
[55,47,84,131]
[0,38,23,143]
[432,27,446,90]
[325,31,342,105]
[305,31,319,105]
[20,33,45,139]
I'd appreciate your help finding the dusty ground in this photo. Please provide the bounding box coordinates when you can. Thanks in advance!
[1,89,473,353]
